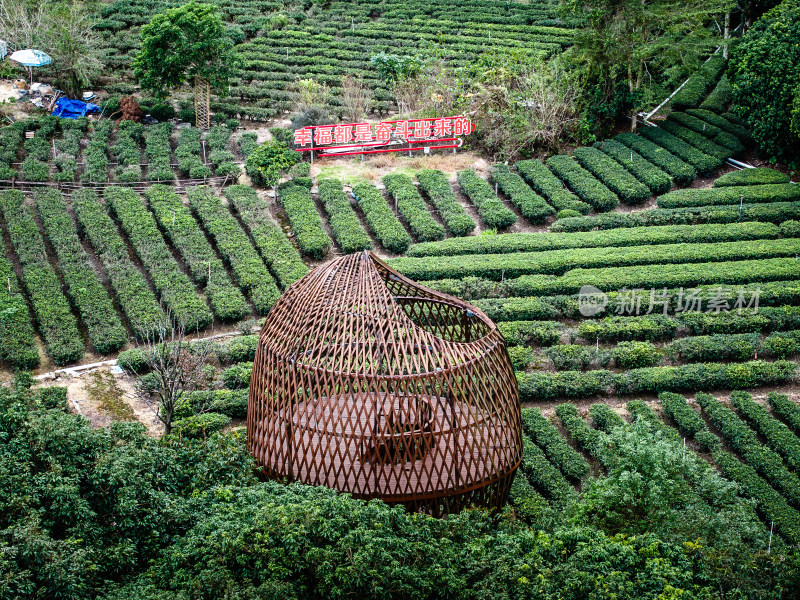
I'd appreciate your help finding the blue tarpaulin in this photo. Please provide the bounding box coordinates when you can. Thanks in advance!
[52,98,101,119]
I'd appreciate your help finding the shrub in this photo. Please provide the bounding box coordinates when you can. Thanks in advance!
[491,164,555,223]
[352,181,411,254]
[589,403,626,432]
[517,370,612,401]
[21,158,49,181]
[546,155,618,211]
[556,403,607,460]
[686,108,752,143]
[507,346,534,371]
[714,168,790,187]
[578,315,678,342]
[416,170,475,237]
[172,412,231,439]
[516,159,590,214]
[222,362,253,389]
[768,392,800,436]
[612,341,662,368]
[318,179,372,254]
[638,125,721,175]
[659,392,707,437]
[657,120,733,160]
[37,386,68,411]
[497,321,563,346]
[731,390,800,471]
[668,333,760,363]
[0,255,39,369]
[699,74,732,112]
[217,336,259,365]
[572,147,651,205]
[545,344,610,371]
[383,173,446,241]
[289,161,310,178]
[557,209,581,219]
[474,297,560,322]
[457,169,517,229]
[519,437,578,509]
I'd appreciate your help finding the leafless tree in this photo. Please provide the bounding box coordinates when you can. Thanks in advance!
[340,74,371,122]
[125,312,214,435]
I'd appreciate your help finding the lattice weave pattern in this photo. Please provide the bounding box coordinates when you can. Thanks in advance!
[247,252,522,515]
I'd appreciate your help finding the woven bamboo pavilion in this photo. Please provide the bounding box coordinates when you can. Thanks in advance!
[247,251,522,515]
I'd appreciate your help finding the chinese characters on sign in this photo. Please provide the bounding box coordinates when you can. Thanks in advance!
[578,285,761,318]
[293,116,476,158]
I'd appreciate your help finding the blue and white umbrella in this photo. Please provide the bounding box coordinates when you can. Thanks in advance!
[9,49,52,85]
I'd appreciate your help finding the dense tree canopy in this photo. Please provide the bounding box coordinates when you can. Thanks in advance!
[1,376,798,599]
[132,0,235,99]
[728,0,800,165]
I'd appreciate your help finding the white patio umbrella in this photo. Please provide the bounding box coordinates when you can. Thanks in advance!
[9,49,52,85]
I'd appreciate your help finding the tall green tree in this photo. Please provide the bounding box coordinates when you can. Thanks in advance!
[728,0,800,166]
[133,1,235,128]
[564,0,733,131]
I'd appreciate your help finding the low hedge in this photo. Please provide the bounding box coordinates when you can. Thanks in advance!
[593,139,672,195]
[173,389,249,420]
[679,306,800,336]
[659,392,707,437]
[519,437,578,509]
[545,155,618,212]
[611,341,663,369]
[572,147,651,205]
[491,164,555,223]
[106,187,213,331]
[0,255,39,369]
[456,169,517,229]
[464,255,800,297]
[222,362,253,389]
[614,360,796,395]
[657,120,734,160]
[383,173,445,241]
[275,182,332,260]
[223,185,308,288]
[577,315,679,342]
[518,368,612,402]
[497,321,563,346]
[72,189,162,333]
[475,297,560,322]
[172,412,231,439]
[686,108,752,143]
[698,75,732,112]
[507,346,535,370]
[508,472,552,524]
[390,238,800,282]
[515,159,590,214]
[551,201,800,232]
[216,335,259,365]
[713,168,790,187]
[35,189,128,354]
[668,333,760,363]
[145,185,250,322]
[731,391,800,471]
[616,133,696,185]
[638,126,721,175]
[520,407,590,480]
[697,391,800,508]
[544,345,610,371]
[352,181,411,254]
[555,403,606,461]
[768,392,800,436]
[658,183,800,209]
[318,179,372,254]
[416,170,475,237]
[671,54,727,109]
[589,403,626,432]
[408,221,779,258]
[0,190,84,365]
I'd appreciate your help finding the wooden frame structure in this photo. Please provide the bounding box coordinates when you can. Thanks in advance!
[247,251,522,516]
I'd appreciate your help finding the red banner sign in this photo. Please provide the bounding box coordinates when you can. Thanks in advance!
[293,116,475,157]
